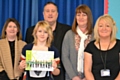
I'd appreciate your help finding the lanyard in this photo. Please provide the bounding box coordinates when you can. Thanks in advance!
[99,42,110,69]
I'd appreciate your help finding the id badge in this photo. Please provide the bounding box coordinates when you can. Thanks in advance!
[101,69,110,77]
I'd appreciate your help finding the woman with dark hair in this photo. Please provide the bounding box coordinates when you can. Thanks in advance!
[62,5,93,80]
[0,18,26,80]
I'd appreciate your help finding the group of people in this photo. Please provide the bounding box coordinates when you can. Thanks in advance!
[0,1,120,80]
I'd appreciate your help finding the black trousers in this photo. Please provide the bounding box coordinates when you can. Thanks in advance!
[0,71,9,80]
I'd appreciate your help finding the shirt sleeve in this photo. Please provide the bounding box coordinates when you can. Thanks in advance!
[84,41,94,54]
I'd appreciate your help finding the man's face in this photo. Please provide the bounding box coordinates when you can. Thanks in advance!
[43,4,58,23]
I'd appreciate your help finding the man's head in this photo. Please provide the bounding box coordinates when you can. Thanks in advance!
[43,2,58,24]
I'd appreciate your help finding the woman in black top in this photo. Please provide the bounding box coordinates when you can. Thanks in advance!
[84,14,120,80]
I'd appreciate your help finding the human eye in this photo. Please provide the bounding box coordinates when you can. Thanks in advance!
[106,24,110,27]
[76,13,80,16]
[14,26,17,28]
[44,31,48,33]
[45,10,49,12]
[38,30,42,32]
[83,13,87,16]
[8,25,12,28]
[52,10,56,13]
[99,25,102,27]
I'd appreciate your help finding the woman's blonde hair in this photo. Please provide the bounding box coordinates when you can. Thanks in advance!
[94,14,117,43]
[1,18,22,40]
[32,21,53,47]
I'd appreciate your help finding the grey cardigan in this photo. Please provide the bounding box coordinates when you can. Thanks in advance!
[62,30,93,80]
[62,30,78,80]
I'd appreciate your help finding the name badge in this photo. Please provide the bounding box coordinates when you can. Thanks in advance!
[101,69,110,77]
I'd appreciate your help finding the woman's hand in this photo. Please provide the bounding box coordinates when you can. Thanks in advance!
[82,78,86,80]
[19,60,26,70]
[52,60,57,70]
[72,76,81,80]
[51,59,60,75]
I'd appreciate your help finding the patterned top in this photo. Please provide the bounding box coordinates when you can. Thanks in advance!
[75,34,92,51]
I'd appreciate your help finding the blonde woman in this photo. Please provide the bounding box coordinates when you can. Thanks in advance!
[84,14,120,80]
[19,21,60,80]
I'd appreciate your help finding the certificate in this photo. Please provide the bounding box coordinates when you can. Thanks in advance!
[26,50,54,71]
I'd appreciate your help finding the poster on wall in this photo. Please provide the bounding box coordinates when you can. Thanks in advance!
[26,50,54,71]
[104,0,120,39]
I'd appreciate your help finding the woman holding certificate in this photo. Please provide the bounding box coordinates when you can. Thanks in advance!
[19,21,60,80]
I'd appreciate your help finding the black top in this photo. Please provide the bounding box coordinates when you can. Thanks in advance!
[22,43,60,80]
[8,41,15,67]
[84,40,120,80]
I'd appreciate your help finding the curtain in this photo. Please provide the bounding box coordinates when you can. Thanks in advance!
[0,0,104,40]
